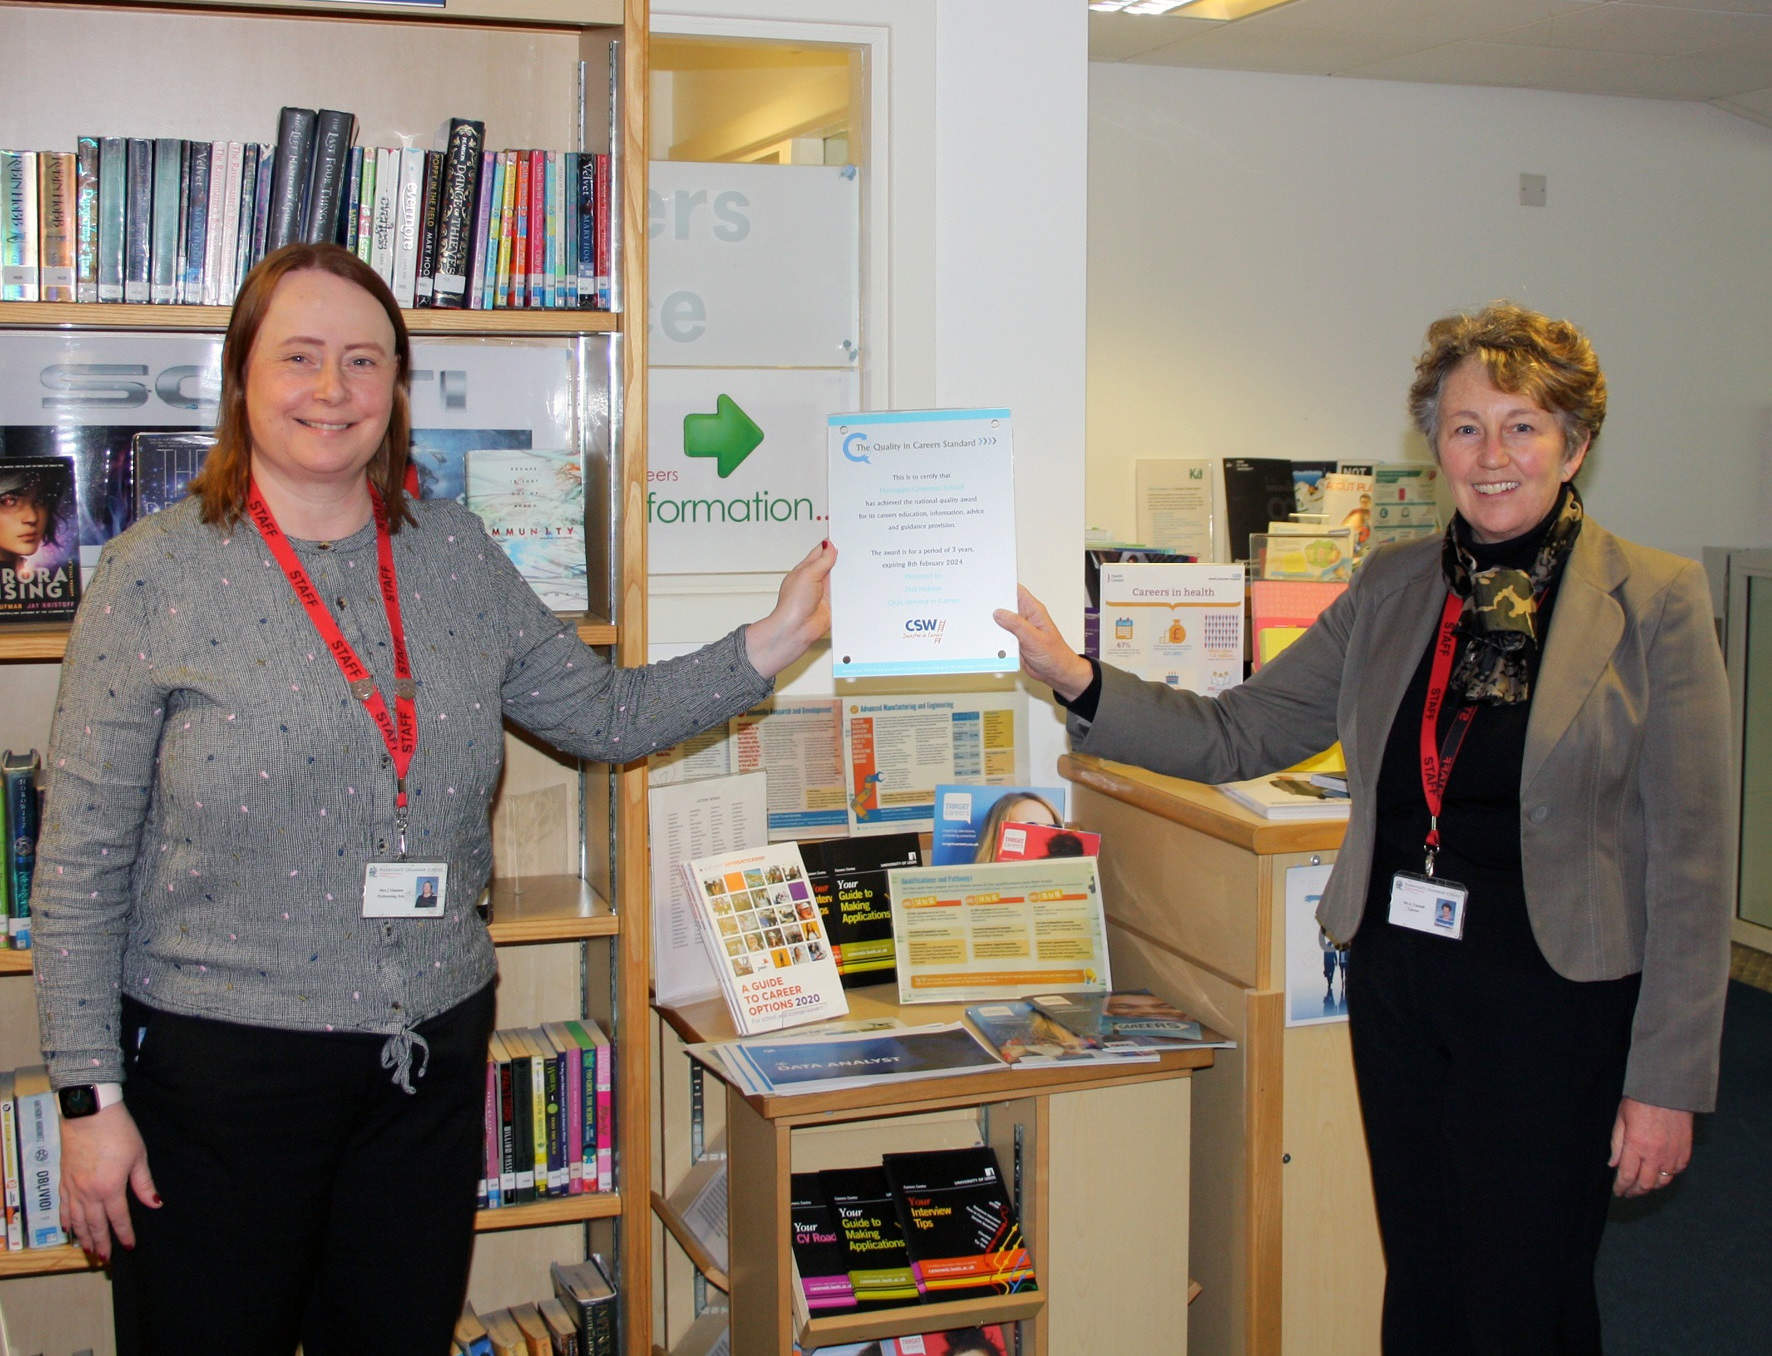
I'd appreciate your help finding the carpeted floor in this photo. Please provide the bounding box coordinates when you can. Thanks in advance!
[1594,955,1772,1353]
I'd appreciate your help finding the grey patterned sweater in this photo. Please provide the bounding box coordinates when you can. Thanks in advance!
[33,496,772,1086]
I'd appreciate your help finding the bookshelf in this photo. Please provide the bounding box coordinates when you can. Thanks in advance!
[0,1,655,1352]
[653,986,1213,1354]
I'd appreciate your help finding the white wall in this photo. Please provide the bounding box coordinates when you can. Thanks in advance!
[655,0,1089,778]
[1089,64,1772,563]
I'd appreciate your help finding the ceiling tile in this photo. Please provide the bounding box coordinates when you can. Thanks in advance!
[1240,0,1602,45]
[1711,86,1772,127]
[1627,48,1772,97]
[1087,11,1220,63]
[1497,5,1772,56]
[1621,0,1772,15]
[1127,21,1440,72]
[1342,38,1673,94]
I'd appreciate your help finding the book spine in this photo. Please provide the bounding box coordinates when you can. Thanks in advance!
[126,141,153,302]
[4,757,39,948]
[173,141,191,303]
[561,152,577,310]
[494,151,517,307]
[496,1047,517,1204]
[147,138,181,303]
[482,1052,500,1210]
[251,145,275,271]
[304,108,355,243]
[433,118,484,309]
[544,149,560,309]
[392,144,425,307]
[36,151,77,302]
[566,1026,584,1194]
[181,141,211,305]
[508,1038,533,1202]
[341,146,364,254]
[235,142,260,294]
[539,1032,564,1195]
[217,142,244,306]
[413,148,443,306]
[96,138,125,302]
[0,151,38,301]
[74,138,100,302]
[354,147,377,264]
[266,106,316,254]
[594,152,611,311]
[0,786,9,948]
[526,148,546,308]
[576,153,596,310]
[201,140,226,306]
[0,1072,21,1249]
[370,146,399,286]
[594,1024,612,1192]
[15,1077,63,1248]
[511,152,531,307]
[526,1031,548,1198]
[466,149,495,310]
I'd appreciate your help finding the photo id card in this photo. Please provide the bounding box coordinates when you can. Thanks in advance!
[362,861,449,918]
[1388,870,1467,940]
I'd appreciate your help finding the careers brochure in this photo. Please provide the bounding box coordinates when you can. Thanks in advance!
[841,694,1028,837]
[681,842,849,1035]
[826,408,1019,679]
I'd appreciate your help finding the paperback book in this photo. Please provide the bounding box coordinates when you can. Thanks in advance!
[681,842,848,1035]
[822,1165,921,1310]
[799,831,920,986]
[690,1021,1001,1097]
[0,457,81,622]
[465,445,589,613]
[1028,989,1235,1051]
[881,1146,1036,1301]
[790,1171,858,1313]
[963,999,1139,1068]
[1217,774,1351,821]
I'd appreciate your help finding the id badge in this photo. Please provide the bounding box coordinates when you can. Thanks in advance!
[1388,870,1467,940]
[362,861,449,918]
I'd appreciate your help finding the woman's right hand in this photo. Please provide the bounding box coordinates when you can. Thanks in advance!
[60,1102,160,1261]
[993,585,1094,703]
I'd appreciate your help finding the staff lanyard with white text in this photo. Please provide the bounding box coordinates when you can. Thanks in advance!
[247,481,418,859]
[1418,590,1477,878]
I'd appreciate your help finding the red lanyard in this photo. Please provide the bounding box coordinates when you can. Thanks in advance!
[1418,590,1476,876]
[247,481,417,846]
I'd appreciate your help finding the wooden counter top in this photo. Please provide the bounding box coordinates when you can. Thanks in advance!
[1060,754,1348,857]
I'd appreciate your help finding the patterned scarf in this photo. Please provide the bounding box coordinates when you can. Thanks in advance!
[1439,485,1584,705]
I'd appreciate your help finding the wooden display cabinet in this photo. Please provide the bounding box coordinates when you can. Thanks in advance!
[0,2,656,1351]
[653,985,1213,1355]
[1060,754,1385,1356]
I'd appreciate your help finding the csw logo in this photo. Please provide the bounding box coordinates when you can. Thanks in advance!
[903,617,947,642]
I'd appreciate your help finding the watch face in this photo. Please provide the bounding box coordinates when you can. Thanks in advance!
[58,1085,100,1118]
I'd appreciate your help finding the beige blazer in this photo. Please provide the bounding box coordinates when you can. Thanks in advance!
[1071,522,1733,1111]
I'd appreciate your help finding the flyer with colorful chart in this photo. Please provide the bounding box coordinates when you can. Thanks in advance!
[1097,561,1246,696]
[886,859,1112,1006]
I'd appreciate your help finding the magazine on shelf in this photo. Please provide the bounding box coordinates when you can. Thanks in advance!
[1028,989,1235,1051]
[1217,774,1352,821]
[687,1020,1002,1097]
[964,999,1154,1068]
[680,841,848,1036]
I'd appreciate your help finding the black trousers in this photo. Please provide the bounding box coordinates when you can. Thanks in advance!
[1347,920,1639,1355]
[109,985,496,1356]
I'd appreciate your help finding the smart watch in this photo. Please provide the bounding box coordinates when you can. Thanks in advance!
[56,1083,124,1119]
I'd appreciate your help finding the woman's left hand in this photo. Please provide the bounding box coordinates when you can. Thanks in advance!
[1608,1096,1693,1197]
[744,540,836,678]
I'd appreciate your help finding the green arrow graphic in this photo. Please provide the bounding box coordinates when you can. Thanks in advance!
[683,394,764,478]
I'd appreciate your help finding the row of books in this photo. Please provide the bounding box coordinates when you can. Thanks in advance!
[792,1147,1036,1315]
[455,1257,617,1356]
[0,1066,64,1250]
[482,1020,613,1211]
[0,429,591,626]
[0,109,613,312]
[1,749,41,951]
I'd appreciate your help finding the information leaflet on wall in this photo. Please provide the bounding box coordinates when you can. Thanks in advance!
[1283,862,1348,1027]
[842,694,1027,836]
[730,698,847,840]
[648,771,768,1009]
[886,859,1112,1006]
[1134,459,1214,559]
[1098,562,1246,696]
[826,408,1019,678]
